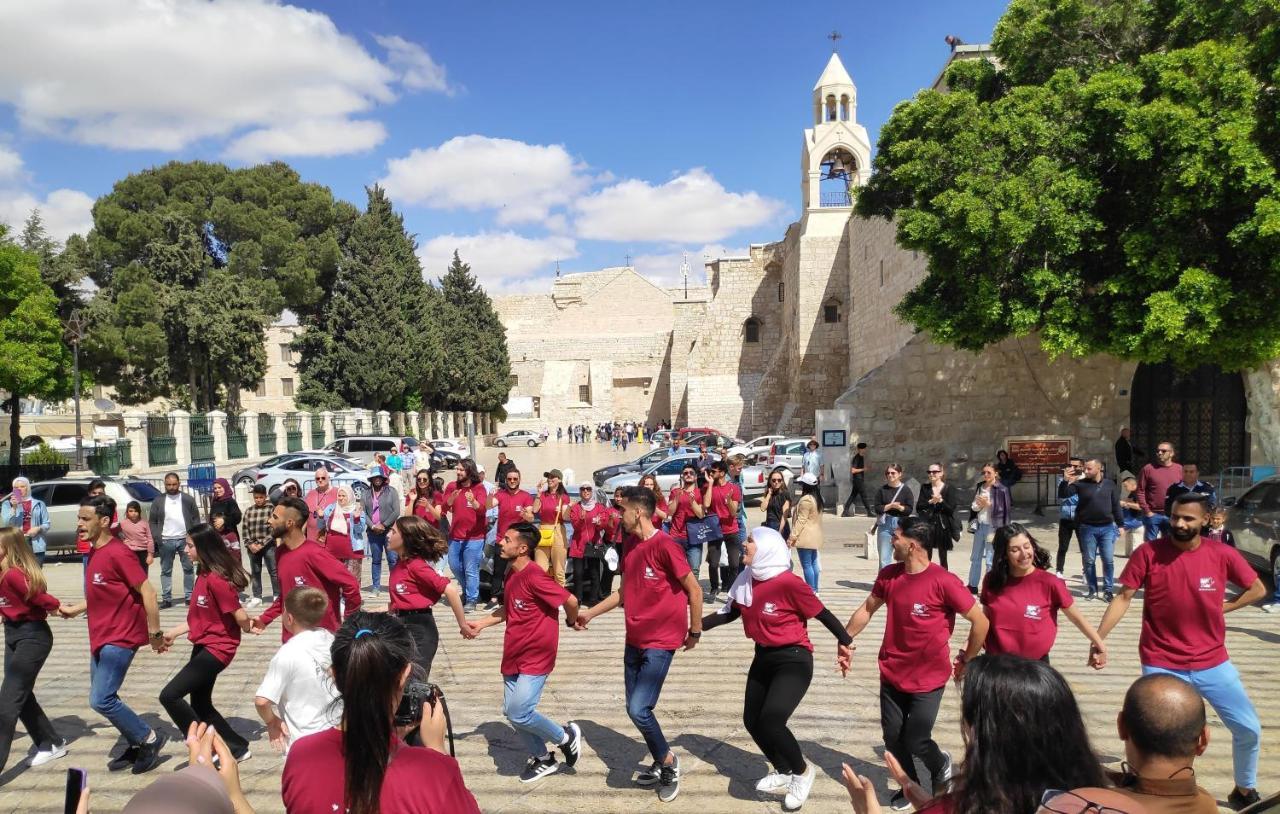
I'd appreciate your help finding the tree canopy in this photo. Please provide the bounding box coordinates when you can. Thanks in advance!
[856,0,1280,370]
[428,252,511,413]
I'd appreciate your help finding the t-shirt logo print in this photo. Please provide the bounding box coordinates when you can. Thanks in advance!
[92,572,105,585]
[293,576,306,587]
[513,598,530,612]
[911,602,929,618]
[1024,604,1041,620]
[763,601,778,615]
[1198,576,1215,592]
[644,566,658,581]
[395,582,408,594]
[196,594,209,608]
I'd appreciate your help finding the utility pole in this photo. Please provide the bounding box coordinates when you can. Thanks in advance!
[66,310,85,470]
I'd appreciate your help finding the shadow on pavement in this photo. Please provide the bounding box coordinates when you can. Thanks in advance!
[836,580,874,592]
[673,731,766,801]
[798,739,881,786]
[471,720,537,777]
[575,719,650,789]
[1226,625,1280,645]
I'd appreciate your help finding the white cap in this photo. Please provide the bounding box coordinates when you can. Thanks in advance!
[797,472,818,486]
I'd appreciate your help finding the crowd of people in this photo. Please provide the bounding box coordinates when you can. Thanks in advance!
[0,433,1274,813]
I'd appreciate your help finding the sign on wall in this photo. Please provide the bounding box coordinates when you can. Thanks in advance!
[1006,438,1073,473]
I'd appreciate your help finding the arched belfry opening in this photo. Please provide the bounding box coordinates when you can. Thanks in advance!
[819,147,857,208]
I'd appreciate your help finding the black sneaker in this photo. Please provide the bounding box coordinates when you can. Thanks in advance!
[657,755,680,803]
[1086,591,1098,601]
[635,759,662,787]
[889,790,911,810]
[107,745,139,772]
[519,754,558,783]
[1228,787,1261,810]
[967,585,978,595]
[1103,591,1114,603]
[159,599,173,610]
[931,750,953,795]
[131,732,167,774]
[559,722,581,768]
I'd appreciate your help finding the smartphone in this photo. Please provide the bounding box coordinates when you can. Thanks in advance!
[64,767,87,814]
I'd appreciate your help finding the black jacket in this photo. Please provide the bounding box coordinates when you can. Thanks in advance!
[875,483,915,520]
[1064,477,1123,527]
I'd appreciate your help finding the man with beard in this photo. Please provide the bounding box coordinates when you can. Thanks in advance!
[488,468,535,610]
[251,496,360,641]
[1097,492,1267,810]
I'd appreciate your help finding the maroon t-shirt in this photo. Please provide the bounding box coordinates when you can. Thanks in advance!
[494,489,534,536]
[980,569,1073,660]
[734,571,825,651]
[257,540,361,641]
[622,530,692,650]
[1119,537,1258,670]
[390,558,449,612]
[0,568,60,622]
[535,492,569,525]
[443,481,488,540]
[667,487,703,542]
[85,538,149,656]
[872,562,975,693]
[187,571,243,665]
[568,503,607,558]
[709,482,742,534]
[282,728,480,814]
[501,563,569,676]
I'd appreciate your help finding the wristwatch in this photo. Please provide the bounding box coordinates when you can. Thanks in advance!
[687,629,701,639]
[150,631,164,640]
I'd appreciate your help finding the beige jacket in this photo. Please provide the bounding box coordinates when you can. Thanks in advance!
[789,494,824,550]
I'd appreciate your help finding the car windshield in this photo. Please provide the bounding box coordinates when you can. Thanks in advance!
[124,481,162,501]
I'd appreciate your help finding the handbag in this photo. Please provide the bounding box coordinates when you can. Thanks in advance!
[538,527,556,548]
[687,514,723,546]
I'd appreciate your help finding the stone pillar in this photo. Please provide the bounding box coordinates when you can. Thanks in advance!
[208,409,229,462]
[406,411,420,440]
[273,413,288,452]
[124,410,147,471]
[170,409,192,469]
[244,410,261,458]
[320,410,335,445]
[391,411,404,435]
[377,410,391,435]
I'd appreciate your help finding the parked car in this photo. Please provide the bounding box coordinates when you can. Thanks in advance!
[10,477,163,553]
[683,432,742,451]
[647,430,677,448]
[257,455,372,500]
[593,446,698,488]
[602,452,719,494]
[727,435,785,459]
[1223,476,1280,588]
[229,452,335,488]
[493,429,542,447]
[425,438,473,459]
[313,436,417,465]
[766,437,812,475]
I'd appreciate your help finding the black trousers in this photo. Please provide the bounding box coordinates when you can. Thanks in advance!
[401,610,439,681]
[707,531,743,593]
[0,620,59,772]
[880,680,946,785]
[159,645,248,755]
[1056,519,1075,574]
[926,544,949,570]
[844,477,873,516]
[743,645,813,775]
[571,555,605,607]
[133,549,149,572]
[490,551,509,601]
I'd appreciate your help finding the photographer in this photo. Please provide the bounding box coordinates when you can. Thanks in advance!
[281,612,479,813]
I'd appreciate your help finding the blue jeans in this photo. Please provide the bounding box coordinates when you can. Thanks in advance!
[681,541,703,575]
[1143,661,1260,789]
[448,538,485,604]
[367,531,396,590]
[877,515,901,568]
[90,645,151,746]
[159,535,194,602]
[967,523,994,588]
[1076,523,1117,593]
[624,645,676,763]
[503,673,565,758]
[797,548,820,592]
[1143,512,1169,541]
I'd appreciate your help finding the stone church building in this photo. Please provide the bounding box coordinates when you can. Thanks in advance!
[498,47,1280,490]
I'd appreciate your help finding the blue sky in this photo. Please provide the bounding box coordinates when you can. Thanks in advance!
[0,0,1009,293]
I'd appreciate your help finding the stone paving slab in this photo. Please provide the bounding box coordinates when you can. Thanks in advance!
[2,446,1276,812]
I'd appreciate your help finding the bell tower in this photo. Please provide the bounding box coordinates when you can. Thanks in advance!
[801,48,872,216]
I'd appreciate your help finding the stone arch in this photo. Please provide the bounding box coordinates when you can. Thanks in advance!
[1130,362,1248,474]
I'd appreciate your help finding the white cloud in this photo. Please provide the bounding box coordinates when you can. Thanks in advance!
[224,118,387,162]
[375,34,453,94]
[574,168,784,243]
[418,231,578,292]
[0,188,95,244]
[380,135,591,225]
[0,0,449,159]
[0,144,23,183]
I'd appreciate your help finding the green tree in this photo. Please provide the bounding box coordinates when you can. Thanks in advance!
[0,241,74,465]
[18,209,87,320]
[294,186,440,411]
[856,0,1280,371]
[427,251,510,413]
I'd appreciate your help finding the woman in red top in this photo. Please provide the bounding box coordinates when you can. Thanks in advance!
[387,515,471,680]
[567,484,609,606]
[281,612,480,814]
[158,523,254,760]
[702,526,852,811]
[666,464,705,572]
[320,485,368,584]
[406,470,448,533]
[637,473,669,527]
[980,523,1107,665]
[533,470,571,586]
[0,527,65,773]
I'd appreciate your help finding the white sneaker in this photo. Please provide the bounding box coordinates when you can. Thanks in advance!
[755,771,791,793]
[784,764,815,811]
[1262,603,1279,614]
[30,741,68,767]
[245,597,262,609]
[1055,571,1066,580]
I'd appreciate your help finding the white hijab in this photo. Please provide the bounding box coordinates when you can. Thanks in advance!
[721,526,791,612]
[330,485,354,535]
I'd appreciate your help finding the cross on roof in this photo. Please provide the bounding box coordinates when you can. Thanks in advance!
[828,30,842,50]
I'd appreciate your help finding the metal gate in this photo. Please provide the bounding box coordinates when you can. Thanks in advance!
[1130,362,1247,475]
[226,414,248,459]
[190,414,215,462]
[147,416,177,467]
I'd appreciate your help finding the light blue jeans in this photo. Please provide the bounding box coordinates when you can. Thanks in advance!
[90,645,151,746]
[1143,512,1169,541]
[967,523,994,588]
[877,515,901,568]
[797,548,820,593]
[1077,523,1117,593]
[1142,661,1260,789]
[680,541,703,576]
[502,673,565,758]
[448,538,485,604]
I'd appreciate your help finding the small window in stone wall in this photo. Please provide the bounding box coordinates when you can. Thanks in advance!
[255,381,267,398]
[824,303,840,324]
[777,281,784,302]
[579,384,591,403]
[282,378,294,397]
[744,317,761,343]
[509,374,519,387]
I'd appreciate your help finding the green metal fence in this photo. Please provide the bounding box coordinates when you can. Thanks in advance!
[116,438,133,470]
[226,414,248,459]
[258,413,277,456]
[285,413,303,452]
[333,415,348,438]
[87,442,121,476]
[190,414,215,462]
[310,414,325,448]
[147,416,177,467]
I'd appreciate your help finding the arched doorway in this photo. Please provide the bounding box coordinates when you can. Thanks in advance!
[1130,363,1247,475]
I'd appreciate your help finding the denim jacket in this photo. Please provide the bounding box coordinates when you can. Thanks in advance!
[2,498,50,554]
[320,504,368,553]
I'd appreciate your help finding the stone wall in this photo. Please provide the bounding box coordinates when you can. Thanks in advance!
[847,215,926,382]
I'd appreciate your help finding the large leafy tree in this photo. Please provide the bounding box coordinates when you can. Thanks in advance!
[294,186,440,411]
[0,237,74,465]
[856,0,1280,371]
[20,210,88,320]
[428,252,510,413]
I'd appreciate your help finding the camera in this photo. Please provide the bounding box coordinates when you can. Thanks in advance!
[394,680,441,726]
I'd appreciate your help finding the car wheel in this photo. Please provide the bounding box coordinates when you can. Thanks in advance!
[352,483,369,500]
[496,439,506,447]
[236,475,255,488]
[528,439,537,447]
[1272,546,1280,586]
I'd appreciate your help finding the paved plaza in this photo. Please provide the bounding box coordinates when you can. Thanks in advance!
[2,442,1276,813]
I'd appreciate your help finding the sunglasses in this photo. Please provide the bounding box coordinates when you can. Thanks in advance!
[928,469,942,474]
[1039,790,1129,814]
[285,486,299,492]
[417,477,430,482]
[506,477,520,482]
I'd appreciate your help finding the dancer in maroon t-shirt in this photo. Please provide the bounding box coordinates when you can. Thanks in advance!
[844,518,988,809]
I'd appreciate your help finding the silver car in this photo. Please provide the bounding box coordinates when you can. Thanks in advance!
[1224,476,1280,587]
[256,454,372,500]
[765,437,812,476]
[602,453,711,493]
[18,477,163,553]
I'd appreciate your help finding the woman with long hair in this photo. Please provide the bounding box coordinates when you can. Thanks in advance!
[159,523,254,761]
[790,474,825,593]
[915,464,958,570]
[406,469,446,528]
[387,515,471,680]
[533,470,570,586]
[273,478,303,505]
[845,654,1107,814]
[981,524,1107,665]
[281,612,480,814]
[0,527,66,772]
[874,464,914,568]
[667,464,706,573]
[321,485,368,584]
[760,468,792,537]
[637,473,669,527]
[967,463,1012,593]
